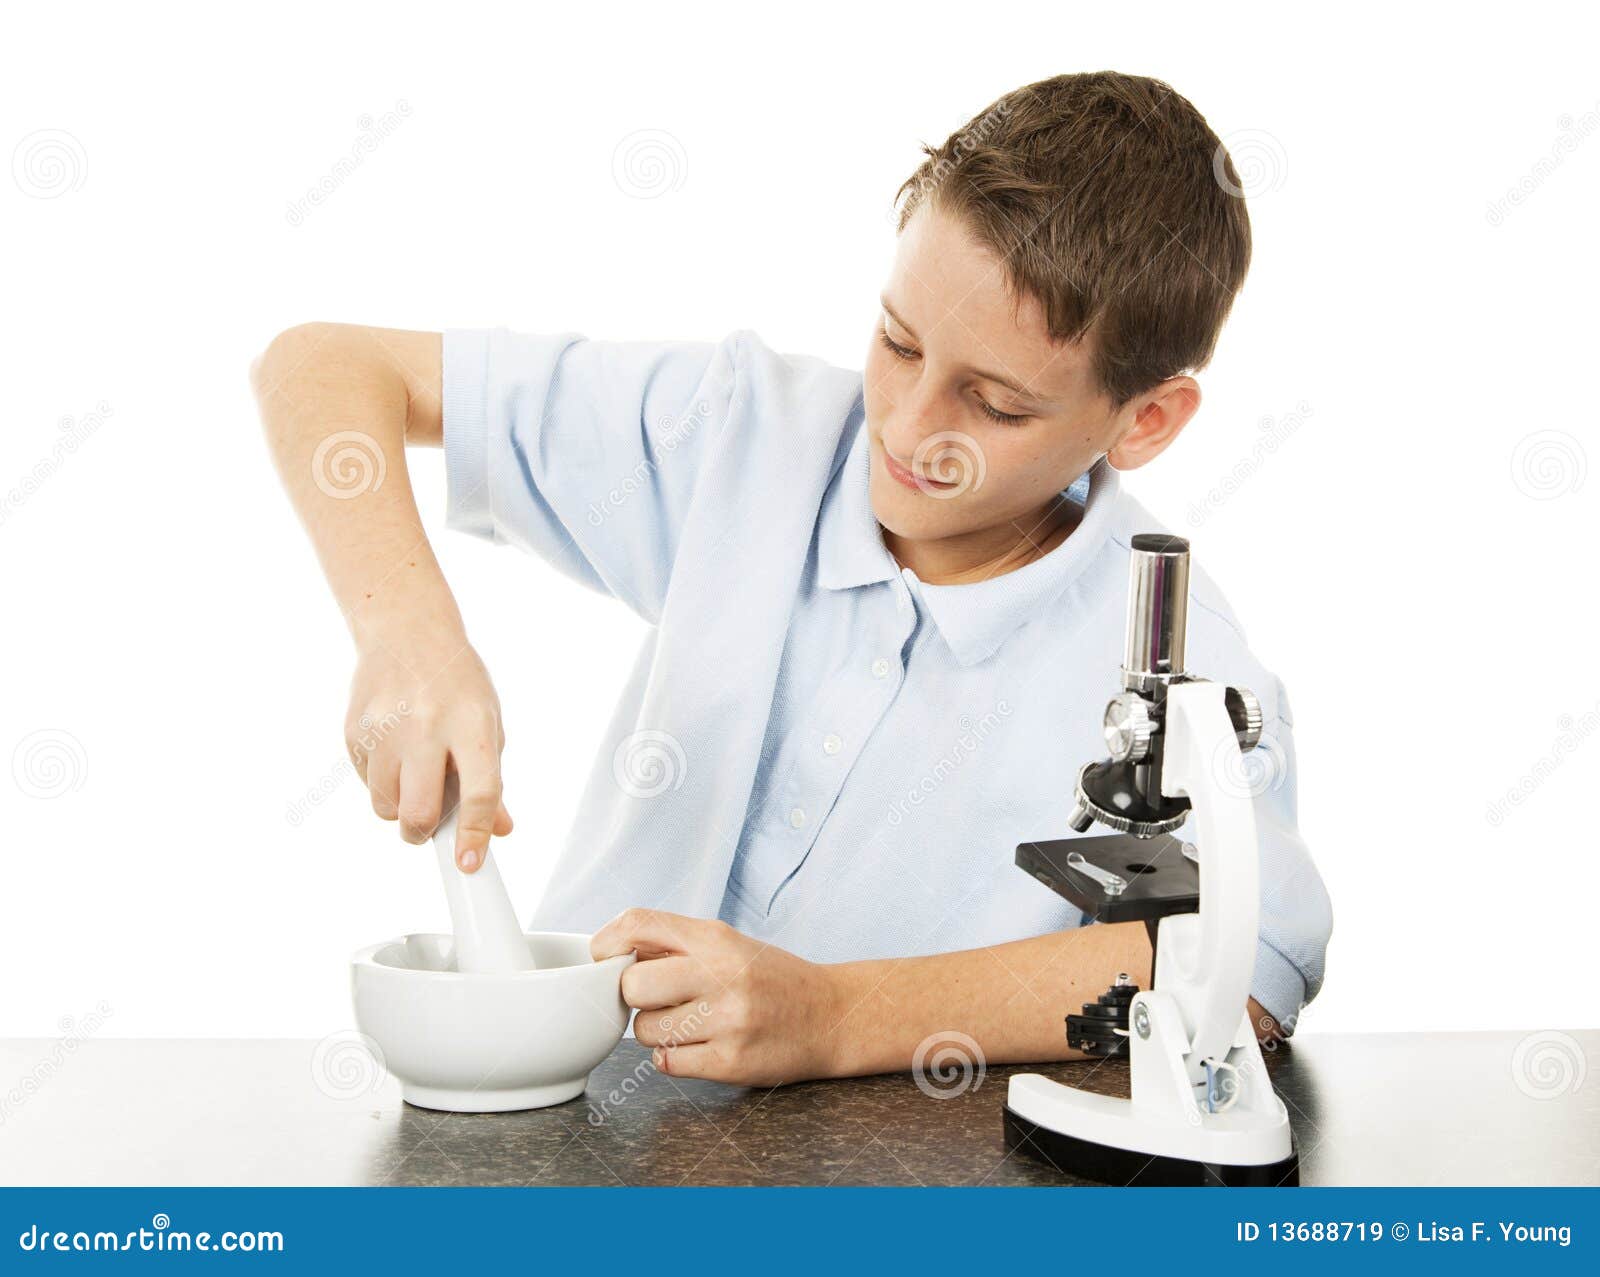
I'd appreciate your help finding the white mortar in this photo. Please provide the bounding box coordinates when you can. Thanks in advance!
[351,931,635,1112]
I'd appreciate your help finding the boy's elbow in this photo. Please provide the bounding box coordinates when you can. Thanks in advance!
[249,322,341,399]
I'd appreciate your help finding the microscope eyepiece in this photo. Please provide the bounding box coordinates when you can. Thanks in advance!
[1123,534,1190,688]
[1129,533,1190,555]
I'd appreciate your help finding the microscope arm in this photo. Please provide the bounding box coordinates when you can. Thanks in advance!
[1157,678,1261,1072]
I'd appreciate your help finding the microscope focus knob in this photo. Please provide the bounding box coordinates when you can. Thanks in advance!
[1225,686,1263,752]
[1102,692,1156,762]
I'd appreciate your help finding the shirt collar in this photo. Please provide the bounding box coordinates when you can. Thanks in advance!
[816,423,900,592]
[817,423,1122,666]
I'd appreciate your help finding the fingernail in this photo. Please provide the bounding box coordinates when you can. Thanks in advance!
[459,849,479,871]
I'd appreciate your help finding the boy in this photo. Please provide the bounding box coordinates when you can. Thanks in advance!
[253,71,1332,1086]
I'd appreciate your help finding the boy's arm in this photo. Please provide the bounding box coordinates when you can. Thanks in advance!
[592,910,1282,1086]
[251,323,510,870]
[830,928,1281,1075]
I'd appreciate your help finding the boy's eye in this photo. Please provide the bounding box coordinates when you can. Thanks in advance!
[877,327,918,362]
[878,321,1030,424]
[976,397,1029,425]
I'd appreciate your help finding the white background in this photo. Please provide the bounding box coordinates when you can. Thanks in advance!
[3,1,1595,1040]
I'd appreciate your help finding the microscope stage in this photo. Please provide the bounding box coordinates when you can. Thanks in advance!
[1015,832,1199,924]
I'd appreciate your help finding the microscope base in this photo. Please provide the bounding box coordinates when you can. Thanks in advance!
[1003,1102,1299,1186]
[1002,984,1297,1187]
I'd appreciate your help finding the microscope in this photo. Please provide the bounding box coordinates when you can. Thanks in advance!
[1003,534,1299,1186]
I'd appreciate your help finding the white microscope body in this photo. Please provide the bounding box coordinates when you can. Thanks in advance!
[1004,534,1297,1185]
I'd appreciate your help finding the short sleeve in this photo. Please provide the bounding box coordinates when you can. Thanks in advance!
[441,328,742,622]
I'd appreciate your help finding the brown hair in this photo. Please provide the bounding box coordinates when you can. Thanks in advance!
[895,71,1252,406]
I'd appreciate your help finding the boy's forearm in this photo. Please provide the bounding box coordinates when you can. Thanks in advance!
[822,920,1152,1076]
[251,322,459,648]
[821,922,1281,1077]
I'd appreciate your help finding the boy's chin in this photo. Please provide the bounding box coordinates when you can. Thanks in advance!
[869,474,988,544]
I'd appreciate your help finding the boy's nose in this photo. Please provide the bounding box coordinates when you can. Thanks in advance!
[879,387,952,465]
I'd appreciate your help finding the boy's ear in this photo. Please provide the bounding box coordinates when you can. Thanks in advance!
[1106,376,1201,471]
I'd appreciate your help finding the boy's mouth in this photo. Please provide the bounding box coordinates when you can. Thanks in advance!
[881,446,959,494]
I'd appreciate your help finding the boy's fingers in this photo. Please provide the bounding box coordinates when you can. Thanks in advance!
[591,908,708,961]
[620,956,705,1011]
[397,746,448,844]
[367,751,402,821]
[632,996,715,1048]
[493,802,513,837]
[649,1041,726,1081]
[450,755,503,873]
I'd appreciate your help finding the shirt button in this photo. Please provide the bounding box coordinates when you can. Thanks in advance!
[872,658,890,678]
[822,733,842,756]
[789,807,807,828]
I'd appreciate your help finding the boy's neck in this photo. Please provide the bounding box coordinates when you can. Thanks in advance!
[883,498,1080,586]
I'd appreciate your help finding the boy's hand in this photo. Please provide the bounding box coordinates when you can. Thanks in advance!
[591,910,844,1086]
[347,629,512,871]
[253,323,508,869]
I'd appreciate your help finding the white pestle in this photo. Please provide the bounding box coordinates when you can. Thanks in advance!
[432,775,539,973]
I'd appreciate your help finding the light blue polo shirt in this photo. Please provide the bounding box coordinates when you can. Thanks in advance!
[442,327,1332,1029]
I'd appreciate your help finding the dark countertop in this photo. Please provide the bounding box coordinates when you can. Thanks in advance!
[2,1031,1595,1186]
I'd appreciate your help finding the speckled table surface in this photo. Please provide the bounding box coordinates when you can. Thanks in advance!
[2,1032,1595,1186]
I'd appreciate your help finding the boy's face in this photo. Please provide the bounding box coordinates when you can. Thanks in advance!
[863,204,1137,546]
